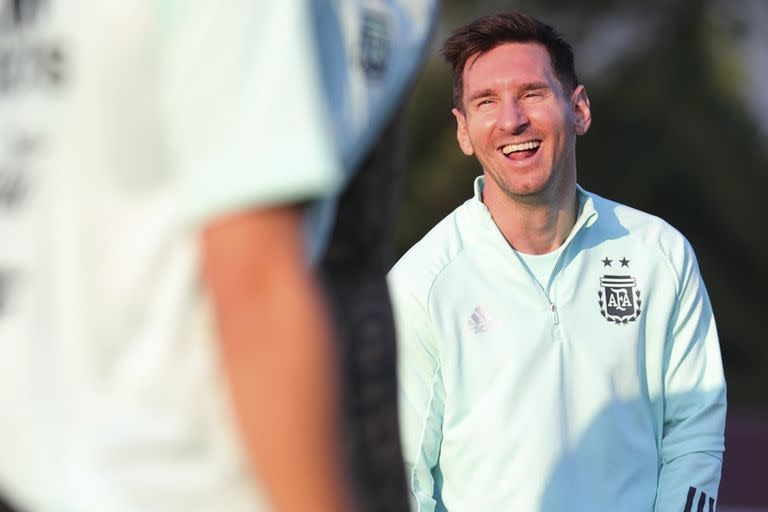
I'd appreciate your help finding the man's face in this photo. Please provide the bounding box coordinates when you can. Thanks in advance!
[452,42,591,205]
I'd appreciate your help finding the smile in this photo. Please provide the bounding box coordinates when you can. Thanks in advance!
[500,140,541,160]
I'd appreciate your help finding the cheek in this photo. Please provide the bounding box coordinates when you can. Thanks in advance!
[529,105,566,127]
[467,115,497,140]
[481,114,496,130]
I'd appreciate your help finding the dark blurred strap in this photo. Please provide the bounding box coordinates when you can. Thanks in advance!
[319,108,410,512]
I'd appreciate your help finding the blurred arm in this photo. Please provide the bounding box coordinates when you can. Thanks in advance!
[202,206,353,512]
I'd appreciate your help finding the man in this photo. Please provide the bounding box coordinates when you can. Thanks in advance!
[0,1,435,511]
[389,12,726,512]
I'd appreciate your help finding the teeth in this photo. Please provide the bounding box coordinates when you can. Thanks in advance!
[502,141,541,155]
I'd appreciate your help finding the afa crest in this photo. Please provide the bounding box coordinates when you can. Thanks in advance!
[359,8,390,80]
[598,257,642,324]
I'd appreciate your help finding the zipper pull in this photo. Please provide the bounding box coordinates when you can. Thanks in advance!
[550,303,559,325]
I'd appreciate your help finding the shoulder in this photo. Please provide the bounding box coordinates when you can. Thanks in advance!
[388,199,473,306]
[586,189,697,280]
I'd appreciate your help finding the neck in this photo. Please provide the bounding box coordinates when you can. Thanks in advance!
[482,174,578,255]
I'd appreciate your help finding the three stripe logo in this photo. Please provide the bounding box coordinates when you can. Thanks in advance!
[683,486,716,512]
[466,306,500,334]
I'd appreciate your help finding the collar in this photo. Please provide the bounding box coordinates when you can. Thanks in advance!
[471,175,599,239]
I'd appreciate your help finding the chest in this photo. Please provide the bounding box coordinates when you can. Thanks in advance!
[430,245,676,412]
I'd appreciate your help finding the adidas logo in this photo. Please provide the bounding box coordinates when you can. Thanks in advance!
[466,306,499,334]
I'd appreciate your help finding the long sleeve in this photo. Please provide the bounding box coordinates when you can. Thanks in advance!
[388,277,445,512]
[655,241,726,511]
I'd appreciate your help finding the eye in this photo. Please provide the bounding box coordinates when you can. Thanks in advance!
[521,89,548,101]
[475,98,495,109]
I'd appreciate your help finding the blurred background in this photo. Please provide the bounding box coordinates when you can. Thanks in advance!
[392,0,767,507]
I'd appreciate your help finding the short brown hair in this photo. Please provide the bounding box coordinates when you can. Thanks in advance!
[442,12,579,110]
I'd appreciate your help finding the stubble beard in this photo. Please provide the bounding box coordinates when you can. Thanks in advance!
[485,163,555,208]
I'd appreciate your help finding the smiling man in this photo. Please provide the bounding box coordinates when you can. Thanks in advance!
[388,12,726,512]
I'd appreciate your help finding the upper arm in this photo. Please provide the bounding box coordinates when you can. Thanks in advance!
[201,207,311,329]
[388,273,444,510]
[661,241,726,462]
[651,238,726,510]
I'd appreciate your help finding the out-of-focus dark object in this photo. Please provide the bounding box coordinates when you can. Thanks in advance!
[720,409,768,507]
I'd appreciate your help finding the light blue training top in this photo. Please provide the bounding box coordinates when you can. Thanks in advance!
[389,177,726,512]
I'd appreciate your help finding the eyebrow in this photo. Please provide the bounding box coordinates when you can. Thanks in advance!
[466,88,496,104]
[465,81,552,104]
[518,81,551,92]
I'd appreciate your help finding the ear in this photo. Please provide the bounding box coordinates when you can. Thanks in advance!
[571,85,592,136]
[452,107,474,156]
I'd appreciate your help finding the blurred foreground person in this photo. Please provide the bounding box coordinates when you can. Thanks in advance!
[0,1,435,511]
[389,12,726,511]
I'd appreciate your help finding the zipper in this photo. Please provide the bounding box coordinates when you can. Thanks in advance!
[541,203,597,328]
[491,189,599,331]
[550,303,559,325]
[514,213,593,329]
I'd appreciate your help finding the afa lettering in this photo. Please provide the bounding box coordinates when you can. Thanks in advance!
[607,289,632,310]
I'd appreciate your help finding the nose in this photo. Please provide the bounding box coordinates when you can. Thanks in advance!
[498,99,529,134]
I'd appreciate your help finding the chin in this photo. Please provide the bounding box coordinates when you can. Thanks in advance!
[503,176,557,201]
[507,174,551,194]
